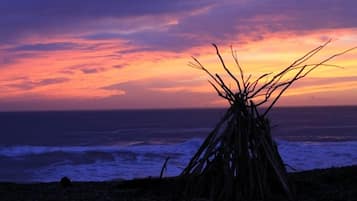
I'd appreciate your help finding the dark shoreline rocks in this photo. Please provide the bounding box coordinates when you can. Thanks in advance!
[0,165,356,201]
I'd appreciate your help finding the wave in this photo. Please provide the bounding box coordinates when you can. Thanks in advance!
[277,140,357,171]
[1,138,357,182]
[67,127,212,135]
[0,138,203,157]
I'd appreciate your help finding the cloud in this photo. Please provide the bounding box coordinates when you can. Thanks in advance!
[82,0,357,53]
[8,42,109,52]
[0,0,213,18]
[10,42,79,51]
[0,76,218,111]
[97,78,218,109]
[65,64,106,74]
[1,0,356,52]
[81,33,123,41]
[80,68,100,74]
[7,77,70,90]
[153,0,357,50]
[0,52,39,66]
[0,0,216,43]
[112,64,125,69]
[102,76,206,92]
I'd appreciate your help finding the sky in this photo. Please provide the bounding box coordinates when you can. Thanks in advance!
[0,0,357,111]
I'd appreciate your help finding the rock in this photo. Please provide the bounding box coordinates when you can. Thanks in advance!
[60,176,72,188]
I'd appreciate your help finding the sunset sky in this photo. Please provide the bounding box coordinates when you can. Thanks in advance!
[0,0,357,111]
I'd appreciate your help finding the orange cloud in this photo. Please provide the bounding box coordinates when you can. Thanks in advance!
[0,27,356,110]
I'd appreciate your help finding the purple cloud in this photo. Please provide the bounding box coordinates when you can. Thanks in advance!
[0,52,39,66]
[81,68,100,74]
[0,0,216,43]
[112,64,125,69]
[7,77,70,90]
[126,0,357,51]
[1,0,356,52]
[102,78,199,92]
[11,42,79,51]
[8,42,109,52]
[79,0,357,53]
[65,64,106,74]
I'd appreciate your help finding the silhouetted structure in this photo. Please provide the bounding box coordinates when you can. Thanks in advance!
[180,41,355,201]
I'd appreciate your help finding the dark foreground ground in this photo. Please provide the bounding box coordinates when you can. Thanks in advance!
[1,165,356,201]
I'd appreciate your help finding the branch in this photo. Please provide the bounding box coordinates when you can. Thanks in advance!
[249,41,330,98]
[262,66,306,116]
[213,44,242,93]
[231,45,245,89]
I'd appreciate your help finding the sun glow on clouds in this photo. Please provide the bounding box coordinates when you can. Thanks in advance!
[0,0,357,110]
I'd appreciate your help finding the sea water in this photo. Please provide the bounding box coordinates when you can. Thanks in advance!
[0,107,357,182]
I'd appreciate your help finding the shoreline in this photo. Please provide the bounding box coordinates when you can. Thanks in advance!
[1,165,356,201]
[3,163,357,185]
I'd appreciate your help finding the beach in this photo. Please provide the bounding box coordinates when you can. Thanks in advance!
[1,165,356,201]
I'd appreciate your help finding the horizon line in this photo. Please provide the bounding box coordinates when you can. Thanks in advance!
[1,104,357,113]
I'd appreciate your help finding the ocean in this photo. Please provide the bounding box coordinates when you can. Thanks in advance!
[0,107,357,183]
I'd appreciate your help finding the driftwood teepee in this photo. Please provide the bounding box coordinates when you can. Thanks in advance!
[180,41,355,201]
